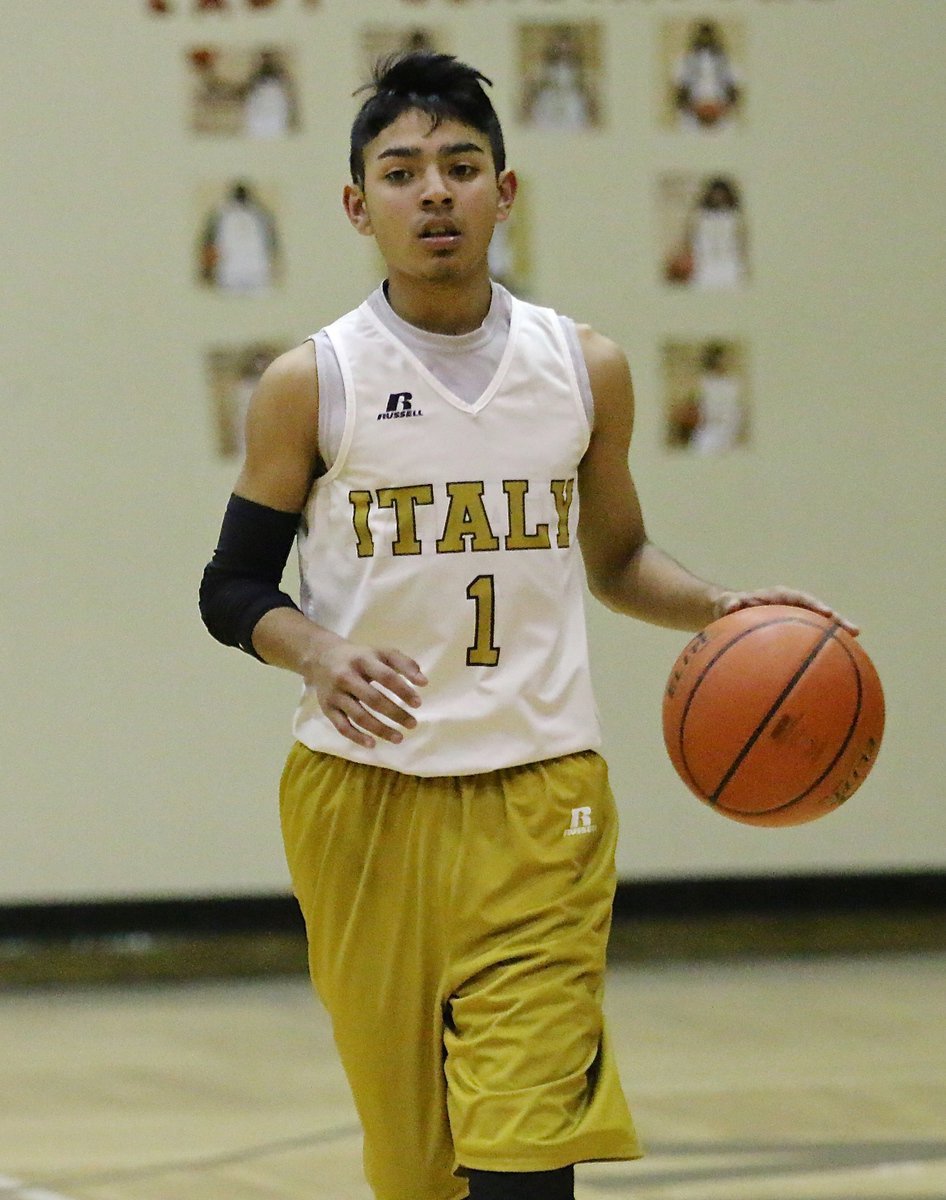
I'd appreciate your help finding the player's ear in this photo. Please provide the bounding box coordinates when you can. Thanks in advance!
[343,184,373,236]
[495,169,517,224]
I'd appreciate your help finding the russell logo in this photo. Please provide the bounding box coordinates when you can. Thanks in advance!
[564,806,597,837]
[378,391,424,420]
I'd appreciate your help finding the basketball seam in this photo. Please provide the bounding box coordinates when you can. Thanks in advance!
[708,621,840,805]
[676,615,824,801]
[715,635,864,817]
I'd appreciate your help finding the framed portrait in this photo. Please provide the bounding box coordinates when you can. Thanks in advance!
[360,25,448,74]
[658,172,749,290]
[659,17,746,133]
[662,339,750,455]
[517,22,602,131]
[187,45,300,137]
[196,180,281,294]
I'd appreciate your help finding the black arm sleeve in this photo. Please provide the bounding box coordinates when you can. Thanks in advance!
[199,493,302,661]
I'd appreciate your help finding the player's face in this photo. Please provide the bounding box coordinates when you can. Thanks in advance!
[344,109,516,286]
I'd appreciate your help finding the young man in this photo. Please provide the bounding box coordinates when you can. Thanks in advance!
[200,53,852,1200]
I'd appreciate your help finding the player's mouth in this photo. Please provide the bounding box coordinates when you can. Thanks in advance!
[418,222,461,250]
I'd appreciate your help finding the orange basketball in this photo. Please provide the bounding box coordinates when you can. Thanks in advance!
[665,249,694,283]
[693,100,725,125]
[662,605,885,827]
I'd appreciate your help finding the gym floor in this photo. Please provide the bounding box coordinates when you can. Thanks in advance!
[2,950,944,1200]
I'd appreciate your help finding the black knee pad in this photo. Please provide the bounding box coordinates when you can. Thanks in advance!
[465,1166,574,1200]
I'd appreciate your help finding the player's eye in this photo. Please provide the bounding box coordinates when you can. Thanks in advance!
[450,163,477,179]
[384,168,412,184]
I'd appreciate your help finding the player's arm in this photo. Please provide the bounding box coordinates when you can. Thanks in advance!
[575,327,856,633]
[199,344,426,748]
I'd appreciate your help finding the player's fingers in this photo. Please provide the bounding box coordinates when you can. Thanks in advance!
[325,707,377,750]
[377,649,428,686]
[363,682,419,729]
[336,693,409,744]
[773,589,860,637]
[371,651,428,705]
[820,608,860,636]
[723,588,859,637]
[326,671,415,731]
[340,663,418,726]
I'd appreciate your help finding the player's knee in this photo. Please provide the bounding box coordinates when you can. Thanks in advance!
[465,1165,574,1200]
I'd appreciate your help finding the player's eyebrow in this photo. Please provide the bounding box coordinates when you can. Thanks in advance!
[376,142,486,161]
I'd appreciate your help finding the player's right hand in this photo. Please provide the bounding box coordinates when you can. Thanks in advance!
[305,639,428,749]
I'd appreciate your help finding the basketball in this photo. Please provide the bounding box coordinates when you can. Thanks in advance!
[662,605,885,827]
[665,249,694,283]
[693,100,725,125]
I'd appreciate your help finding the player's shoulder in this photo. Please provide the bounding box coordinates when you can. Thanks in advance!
[573,324,632,391]
[260,341,317,393]
[240,341,320,493]
[243,341,319,452]
[252,341,318,413]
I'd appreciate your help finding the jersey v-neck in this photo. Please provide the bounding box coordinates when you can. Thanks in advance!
[363,282,518,415]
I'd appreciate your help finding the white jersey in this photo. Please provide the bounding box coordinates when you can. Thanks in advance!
[529,63,592,131]
[674,49,738,107]
[292,294,602,776]
[691,209,745,289]
[244,77,292,139]
[692,372,743,455]
[213,199,273,292]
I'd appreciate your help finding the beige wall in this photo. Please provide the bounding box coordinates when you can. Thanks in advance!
[2,0,943,901]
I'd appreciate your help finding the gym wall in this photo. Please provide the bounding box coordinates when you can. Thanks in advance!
[2,0,942,901]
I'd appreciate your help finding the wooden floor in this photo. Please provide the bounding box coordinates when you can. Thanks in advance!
[2,953,944,1200]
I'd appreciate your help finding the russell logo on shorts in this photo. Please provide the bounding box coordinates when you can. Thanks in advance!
[564,806,597,837]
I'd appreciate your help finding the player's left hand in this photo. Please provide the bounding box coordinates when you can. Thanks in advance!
[714,587,859,637]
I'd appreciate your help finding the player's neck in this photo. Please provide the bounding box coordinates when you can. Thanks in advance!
[384,272,493,336]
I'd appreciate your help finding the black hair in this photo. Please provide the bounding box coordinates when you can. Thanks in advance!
[700,176,740,209]
[349,52,506,187]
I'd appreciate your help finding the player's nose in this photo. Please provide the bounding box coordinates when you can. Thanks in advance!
[419,167,452,207]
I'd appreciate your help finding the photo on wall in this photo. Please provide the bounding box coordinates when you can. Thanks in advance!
[659,16,745,133]
[658,172,749,290]
[662,339,750,455]
[193,1,282,13]
[205,342,289,460]
[196,180,281,294]
[186,45,300,138]
[196,1,287,10]
[517,22,602,132]
[360,25,448,75]
[151,1,321,11]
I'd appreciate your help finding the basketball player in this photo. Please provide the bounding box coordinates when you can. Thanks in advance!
[687,177,748,291]
[673,20,740,132]
[522,26,595,131]
[201,181,277,294]
[691,341,745,455]
[200,53,853,1200]
[242,50,296,140]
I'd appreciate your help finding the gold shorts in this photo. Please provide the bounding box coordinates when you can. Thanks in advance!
[280,746,641,1200]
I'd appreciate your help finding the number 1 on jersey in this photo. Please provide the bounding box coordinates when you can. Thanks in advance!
[466,575,500,667]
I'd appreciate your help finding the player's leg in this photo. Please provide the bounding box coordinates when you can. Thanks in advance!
[446,751,641,1178]
[279,744,466,1200]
